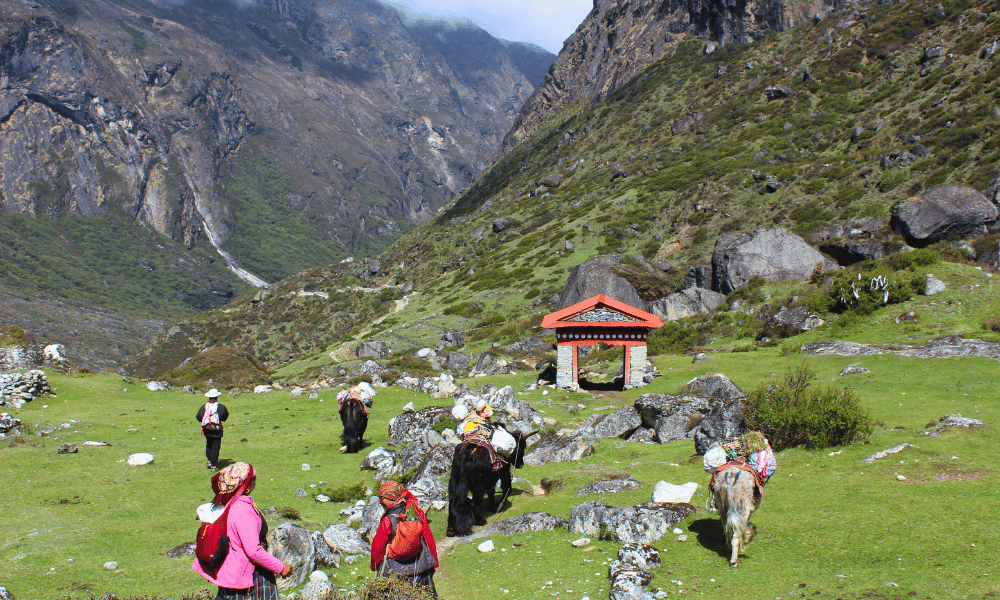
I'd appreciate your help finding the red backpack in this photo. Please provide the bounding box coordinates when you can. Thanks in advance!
[195,504,232,571]
[386,507,425,562]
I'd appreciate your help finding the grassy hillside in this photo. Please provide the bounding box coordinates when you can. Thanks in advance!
[1,346,997,599]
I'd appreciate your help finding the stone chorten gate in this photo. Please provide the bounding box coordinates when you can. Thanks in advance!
[541,294,663,390]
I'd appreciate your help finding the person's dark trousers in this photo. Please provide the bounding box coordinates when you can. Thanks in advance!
[205,434,222,468]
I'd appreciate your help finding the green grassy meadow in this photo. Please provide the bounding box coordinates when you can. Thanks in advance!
[2,345,998,599]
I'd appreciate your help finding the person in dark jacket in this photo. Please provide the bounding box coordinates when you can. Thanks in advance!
[195,389,229,471]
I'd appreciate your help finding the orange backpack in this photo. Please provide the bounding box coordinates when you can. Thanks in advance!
[386,509,425,561]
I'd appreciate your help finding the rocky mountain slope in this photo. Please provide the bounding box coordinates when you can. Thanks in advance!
[502,0,833,151]
[0,0,553,314]
[123,0,1000,382]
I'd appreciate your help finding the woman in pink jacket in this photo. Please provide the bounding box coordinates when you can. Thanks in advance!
[193,463,293,600]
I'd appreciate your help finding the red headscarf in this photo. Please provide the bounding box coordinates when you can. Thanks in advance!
[211,462,256,505]
[378,481,417,511]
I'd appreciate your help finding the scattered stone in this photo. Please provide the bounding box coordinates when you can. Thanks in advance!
[254,385,275,394]
[571,537,591,547]
[57,443,78,454]
[296,488,307,497]
[692,353,710,363]
[862,443,911,464]
[896,475,906,481]
[895,312,917,324]
[127,453,154,466]
[925,274,946,295]
[478,540,495,552]
[936,414,984,428]
[82,440,111,446]
[577,479,642,495]
[804,336,1000,362]
[145,381,171,391]
[302,580,333,600]
[839,366,870,376]
[302,463,311,471]
[103,561,118,570]
[315,495,330,503]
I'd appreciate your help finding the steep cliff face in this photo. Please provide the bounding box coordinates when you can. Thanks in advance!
[503,0,830,151]
[0,0,554,308]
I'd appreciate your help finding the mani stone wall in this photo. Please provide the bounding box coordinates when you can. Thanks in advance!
[556,345,576,389]
[628,345,647,388]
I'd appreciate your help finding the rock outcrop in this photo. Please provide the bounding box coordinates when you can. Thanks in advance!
[503,0,827,151]
[648,287,726,321]
[711,228,840,295]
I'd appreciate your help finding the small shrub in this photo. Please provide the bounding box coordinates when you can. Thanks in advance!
[276,506,301,520]
[0,325,32,346]
[984,317,1000,332]
[726,275,767,305]
[647,320,707,355]
[348,374,373,385]
[316,481,367,503]
[744,363,875,451]
[779,344,802,356]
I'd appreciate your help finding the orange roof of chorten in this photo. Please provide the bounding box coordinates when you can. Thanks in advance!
[541,294,663,330]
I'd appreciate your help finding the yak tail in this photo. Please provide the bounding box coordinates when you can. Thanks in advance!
[724,470,751,545]
[447,445,476,537]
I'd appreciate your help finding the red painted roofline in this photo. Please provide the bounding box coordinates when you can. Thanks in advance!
[541,294,663,329]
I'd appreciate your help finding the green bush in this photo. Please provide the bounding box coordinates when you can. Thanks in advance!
[315,481,367,503]
[0,325,32,347]
[743,363,875,451]
[647,320,707,355]
[887,248,939,270]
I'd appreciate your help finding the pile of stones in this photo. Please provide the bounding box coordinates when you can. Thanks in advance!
[0,369,54,409]
[0,413,23,436]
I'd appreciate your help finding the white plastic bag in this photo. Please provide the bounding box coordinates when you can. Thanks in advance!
[491,427,517,457]
[703,445,727,474]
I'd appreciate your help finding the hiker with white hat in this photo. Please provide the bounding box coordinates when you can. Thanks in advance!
[196,389,229,471]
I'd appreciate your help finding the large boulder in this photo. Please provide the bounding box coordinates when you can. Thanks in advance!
[890,185,998,246]
[266,523,315,590]
[568,500,696,544]
[557,255,654,310]
[321,524,370,558]
[648,287,726,321]
[388,406,452,442]
[357,496,386,541]
[523,434,597,466]
[711,228,839,295]
[767,306,825,332]
[592,405,643,439]
[356,341,389,359]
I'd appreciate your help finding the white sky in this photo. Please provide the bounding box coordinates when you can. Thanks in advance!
[380,0,593,54]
